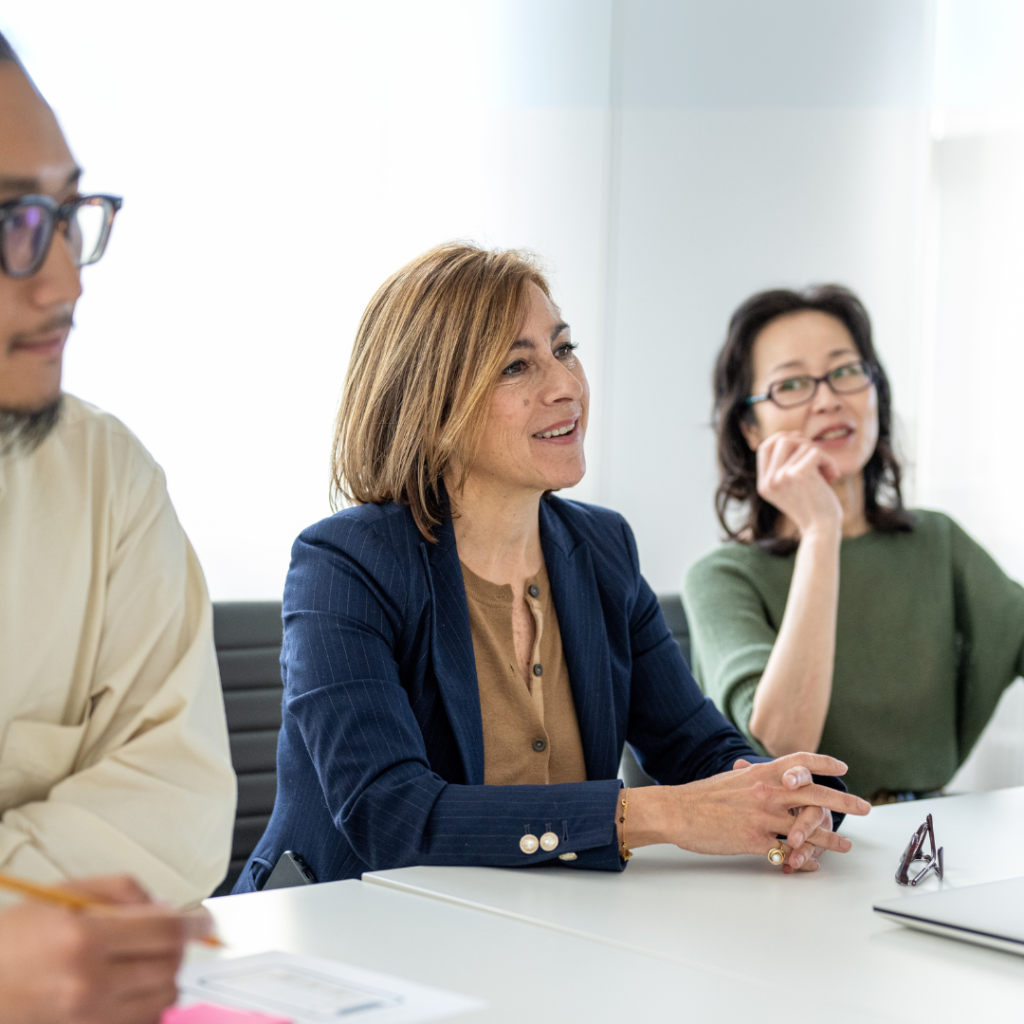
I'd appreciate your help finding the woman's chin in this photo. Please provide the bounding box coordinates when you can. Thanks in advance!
[538,455,587,492]
[542,473,586,494]
[833,455,873,482]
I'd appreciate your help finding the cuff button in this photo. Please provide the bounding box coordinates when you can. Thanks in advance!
[558,852,577,861]
[520,833,540,854]
[540,831,559,852]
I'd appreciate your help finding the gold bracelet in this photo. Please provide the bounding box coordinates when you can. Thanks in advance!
[619,788,633,861]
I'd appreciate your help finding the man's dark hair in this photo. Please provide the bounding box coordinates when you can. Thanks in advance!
[0,31,20,64]
[712,284,914,555]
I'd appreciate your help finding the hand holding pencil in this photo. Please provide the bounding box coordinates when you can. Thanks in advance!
[0,871,221,945]
[0,873,218,1024]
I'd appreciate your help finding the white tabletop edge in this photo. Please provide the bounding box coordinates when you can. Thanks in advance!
[363,793,1024,1023]
[362,872,788,994]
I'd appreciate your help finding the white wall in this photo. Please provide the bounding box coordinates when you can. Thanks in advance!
[0,0,614,599]
[601,0,935,591]
[0,0,963,596]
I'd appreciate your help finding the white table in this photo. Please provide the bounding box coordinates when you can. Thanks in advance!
[200,877,878,1022]
[365,788,1024,1020]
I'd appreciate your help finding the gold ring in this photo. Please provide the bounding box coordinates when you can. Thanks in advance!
[767,846,786,866]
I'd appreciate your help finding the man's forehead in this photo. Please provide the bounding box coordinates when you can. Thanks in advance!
[0,63,76,196]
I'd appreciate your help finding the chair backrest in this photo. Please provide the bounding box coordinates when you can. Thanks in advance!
[657,593,691,667]
[211,601,284,896]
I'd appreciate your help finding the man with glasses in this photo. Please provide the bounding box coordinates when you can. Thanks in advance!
[0,31,234,916]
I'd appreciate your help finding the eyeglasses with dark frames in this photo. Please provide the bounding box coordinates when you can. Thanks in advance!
[896,812,944,886]
[747,360,874,410]
[0,193,122,279]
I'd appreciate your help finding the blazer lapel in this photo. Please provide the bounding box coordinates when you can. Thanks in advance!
[422,517,486,786]
[539,501,619,781]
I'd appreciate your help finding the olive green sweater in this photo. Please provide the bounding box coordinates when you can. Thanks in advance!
[683,511,1024,799]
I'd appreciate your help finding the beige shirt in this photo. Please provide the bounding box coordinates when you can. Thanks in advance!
[460,560,587,786]
[0,395,236,906]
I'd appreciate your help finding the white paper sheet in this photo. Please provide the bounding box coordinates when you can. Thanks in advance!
[178,951,485,1024]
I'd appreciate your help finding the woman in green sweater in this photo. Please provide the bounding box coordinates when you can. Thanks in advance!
[683,285,1024,802]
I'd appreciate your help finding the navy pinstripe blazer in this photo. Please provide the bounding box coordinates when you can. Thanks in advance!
[233,495,764,892]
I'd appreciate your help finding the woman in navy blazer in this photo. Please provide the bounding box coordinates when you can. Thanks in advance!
[235,244,867,893]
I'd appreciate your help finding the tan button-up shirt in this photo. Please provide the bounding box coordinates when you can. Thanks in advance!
[0,395,236,905]
[460,560,587,786]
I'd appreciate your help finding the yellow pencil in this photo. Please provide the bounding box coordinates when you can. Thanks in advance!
[0,871,224,947]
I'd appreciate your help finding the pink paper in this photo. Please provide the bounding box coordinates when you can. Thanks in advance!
[162,1003,291,1024]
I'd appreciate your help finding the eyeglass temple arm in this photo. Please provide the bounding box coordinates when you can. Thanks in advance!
[895,823,930,883]
[909,848,944,886]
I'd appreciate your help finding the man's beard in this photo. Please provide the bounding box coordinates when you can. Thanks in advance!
[0,397,63,456]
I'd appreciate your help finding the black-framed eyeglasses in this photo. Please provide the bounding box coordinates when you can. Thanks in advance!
[896,813,944,886]
[747,360,874,410]
[0,194,122,279]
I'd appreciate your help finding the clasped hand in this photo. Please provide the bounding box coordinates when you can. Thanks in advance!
[682,753,870,872]
[626,753,870,873]
[729,755,868,872]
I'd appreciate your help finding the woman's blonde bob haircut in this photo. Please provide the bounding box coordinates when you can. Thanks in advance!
[331,242,552,540]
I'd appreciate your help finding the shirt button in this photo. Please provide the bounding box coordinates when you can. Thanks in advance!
[533,663,543,676]
[532,738,547,752]
[529,584,540,598]
[558,852,577,862]
[520,834,539,854]
[540,831,559,852]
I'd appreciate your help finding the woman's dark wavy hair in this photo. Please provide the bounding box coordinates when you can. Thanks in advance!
[713,284,913,555]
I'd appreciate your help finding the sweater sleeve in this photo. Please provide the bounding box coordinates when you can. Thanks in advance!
[680,549,847,821]
[681,552,776,755]
[949,517,1024,762]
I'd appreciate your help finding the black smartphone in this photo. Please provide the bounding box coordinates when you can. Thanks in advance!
[262,850,317,890]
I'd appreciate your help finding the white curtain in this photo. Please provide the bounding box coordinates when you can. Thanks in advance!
[922,1,1024,790]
